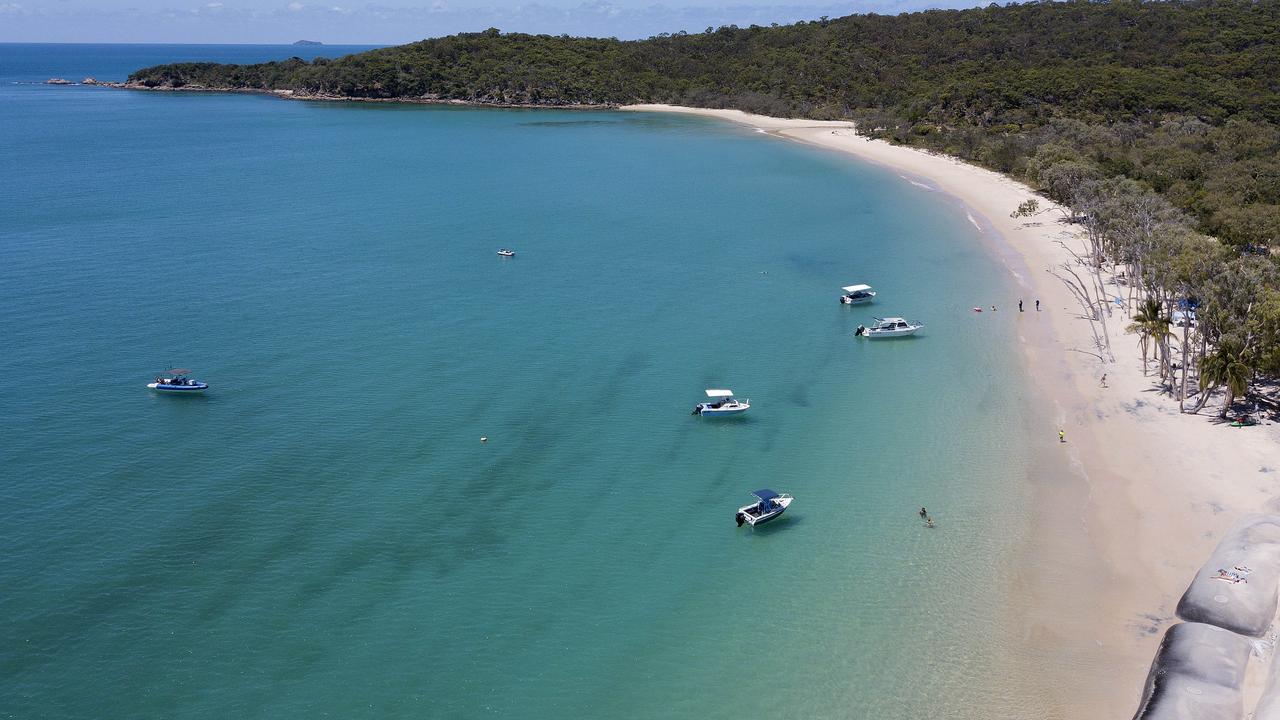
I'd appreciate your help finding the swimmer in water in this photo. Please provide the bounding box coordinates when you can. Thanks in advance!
[925,516,935,528]
[919,507,928,519]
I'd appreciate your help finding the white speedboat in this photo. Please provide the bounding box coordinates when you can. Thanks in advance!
[497,249,516,257]
[839,283,877,305]
[855,317,923,338]
[147,369,209,393]
[736,489,793,527]
[692,388,750,416]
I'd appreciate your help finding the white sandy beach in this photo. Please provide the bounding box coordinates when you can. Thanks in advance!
[624,103,1280,716]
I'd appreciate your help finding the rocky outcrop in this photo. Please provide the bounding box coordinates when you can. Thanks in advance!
[1130,514,1280,718]
[1176,514,1280,637]
[1132,623,1253,720]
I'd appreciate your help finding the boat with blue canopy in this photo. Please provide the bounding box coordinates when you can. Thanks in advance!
[736,489,793,527]
[147,368,209,393]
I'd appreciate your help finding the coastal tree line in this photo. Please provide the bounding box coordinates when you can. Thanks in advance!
[125,0,1280,412]
[1029,164,1280,417]
[127,1,1280,251]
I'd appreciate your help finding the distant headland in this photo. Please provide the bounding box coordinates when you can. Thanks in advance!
[121,2,1279,253]
[292,40,322,46]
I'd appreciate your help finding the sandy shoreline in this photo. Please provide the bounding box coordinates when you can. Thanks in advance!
[623,103,1280,716]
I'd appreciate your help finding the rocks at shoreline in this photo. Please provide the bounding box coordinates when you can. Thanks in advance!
[1132,514,1280,719]
[1176,513,1280,636]
[103,81,619,109]
[44,77,101,86]
[1132,622,1251,720]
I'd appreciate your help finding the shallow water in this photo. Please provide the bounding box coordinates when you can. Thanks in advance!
[1,44,1043,719]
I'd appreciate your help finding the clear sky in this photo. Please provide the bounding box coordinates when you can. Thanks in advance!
[2,0,987,44]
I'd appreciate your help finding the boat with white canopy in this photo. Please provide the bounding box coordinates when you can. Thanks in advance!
[497,249,516,257]
[692,389,750,416]
[855,317,923,338]
[736,489,793,527]
[839,283,877,305]
[147,369,209,393]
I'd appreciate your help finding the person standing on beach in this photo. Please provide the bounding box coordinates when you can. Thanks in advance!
[1101,374,1107,388]
[1059,429,1065,443]
[1036,299,1040,311]
[1019,300,1023,312]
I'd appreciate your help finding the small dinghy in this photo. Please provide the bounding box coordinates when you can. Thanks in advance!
[736,489,793,527]
[855,316,923,338]
[147,369,208,393]
[692,388,749,417]
[839,283,877,305]
[497,249,516,257]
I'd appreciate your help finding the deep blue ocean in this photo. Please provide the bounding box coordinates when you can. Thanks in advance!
[1,44,1045,719]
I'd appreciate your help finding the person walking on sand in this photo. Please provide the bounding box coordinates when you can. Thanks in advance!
[1019,300,1023,312]
[1059,429,1065,443]
[1036,299,1040,311]
[1101,374,1107,388]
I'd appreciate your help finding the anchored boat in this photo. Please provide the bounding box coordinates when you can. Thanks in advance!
[855,316,923,338]
[692,388,750,417]
[736,489,793,527]
[839,283,877,305]
[147,369,208,393]
[497,249,516,257]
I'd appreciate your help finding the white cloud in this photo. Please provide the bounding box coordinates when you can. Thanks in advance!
[206,2,222,7]
[287,1,303,10]
[0,2,26,13]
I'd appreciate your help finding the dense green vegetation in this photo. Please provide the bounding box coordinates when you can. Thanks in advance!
[129,0,1280,411]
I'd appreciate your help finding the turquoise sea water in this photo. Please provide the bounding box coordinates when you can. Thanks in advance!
[2,45,1042,719]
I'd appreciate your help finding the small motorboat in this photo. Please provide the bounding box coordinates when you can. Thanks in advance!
[839,283,877,305]
[692,388,750,416]
[736,489,793,527]
[497,249,516,257]
[855,317,923,338]
[147,369,209,393]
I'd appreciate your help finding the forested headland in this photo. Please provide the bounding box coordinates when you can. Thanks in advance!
[129,0,1280,414]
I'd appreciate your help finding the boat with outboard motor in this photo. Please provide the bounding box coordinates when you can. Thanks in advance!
[736,489,793,527]
[147,369,209,393]
[839,283,877,305]
[855,317,923,338]
[497,249,516,257]
[692,389,749,416]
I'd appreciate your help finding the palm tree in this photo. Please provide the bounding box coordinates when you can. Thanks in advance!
[1126,298,1167,376]
[1196,342,1250,418]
